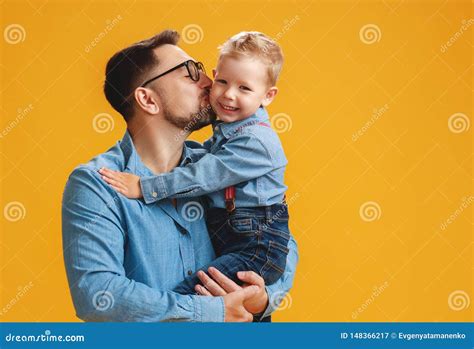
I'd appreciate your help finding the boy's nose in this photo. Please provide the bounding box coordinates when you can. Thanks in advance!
[223,88,235,100]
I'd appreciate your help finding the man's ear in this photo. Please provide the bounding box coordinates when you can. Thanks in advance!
[212,69,216,78]
[261,87,278,107]
[134,87,160,115]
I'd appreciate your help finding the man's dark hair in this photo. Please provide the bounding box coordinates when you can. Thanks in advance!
[103,30,180,121]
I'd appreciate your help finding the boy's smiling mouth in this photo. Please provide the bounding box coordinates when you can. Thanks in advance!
[218,102,239,112]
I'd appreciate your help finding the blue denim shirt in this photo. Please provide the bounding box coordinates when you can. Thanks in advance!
[62,130,298,322]
[140,107,288,208]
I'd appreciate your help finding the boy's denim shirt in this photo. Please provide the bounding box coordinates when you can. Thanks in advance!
[141,107,288,208]
[62,130,298,322]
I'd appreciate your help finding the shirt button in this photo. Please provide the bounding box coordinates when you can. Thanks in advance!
[187,270,193,276]
[152,192,158,198]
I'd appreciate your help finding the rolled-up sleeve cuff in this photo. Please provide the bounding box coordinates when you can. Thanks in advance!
[141,176,167,204]
[193,296,225,322]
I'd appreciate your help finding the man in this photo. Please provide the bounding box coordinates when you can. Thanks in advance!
[62,29,298,322]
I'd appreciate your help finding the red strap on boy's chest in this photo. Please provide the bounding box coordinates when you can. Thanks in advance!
[224,121,270,212]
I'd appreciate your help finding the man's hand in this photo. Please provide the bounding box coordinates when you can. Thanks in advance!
[222,286,259,322]
[195,267,269,316]
[99,168,142,199]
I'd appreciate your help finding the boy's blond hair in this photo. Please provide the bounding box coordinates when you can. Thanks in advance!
[218,31,283,86]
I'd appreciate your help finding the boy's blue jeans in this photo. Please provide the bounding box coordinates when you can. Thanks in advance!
[173,203,291,294]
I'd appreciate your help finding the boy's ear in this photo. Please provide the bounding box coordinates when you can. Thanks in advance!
[261,87,278,107]
[212,69,216,78]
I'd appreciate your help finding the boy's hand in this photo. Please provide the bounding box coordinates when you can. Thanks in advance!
[98,167,143,199]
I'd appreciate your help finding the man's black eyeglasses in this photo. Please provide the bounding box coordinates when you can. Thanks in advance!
[141,60,205,87]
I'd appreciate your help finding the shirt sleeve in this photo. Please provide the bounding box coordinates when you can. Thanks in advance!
[141,133,275,203]
[62,167,225,322]
[257,234,299,320]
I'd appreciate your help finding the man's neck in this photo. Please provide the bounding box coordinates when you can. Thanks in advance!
[128,119,187,175]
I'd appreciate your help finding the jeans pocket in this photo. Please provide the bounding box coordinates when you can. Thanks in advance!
[259,241,290,284]
[264,226,291,240]
[227,216,257,235]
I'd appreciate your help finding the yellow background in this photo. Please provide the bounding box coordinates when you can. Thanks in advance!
[1,0,472,322]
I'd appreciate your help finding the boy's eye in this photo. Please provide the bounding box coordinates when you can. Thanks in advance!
[240,86,251,91]
[215,79,226,84]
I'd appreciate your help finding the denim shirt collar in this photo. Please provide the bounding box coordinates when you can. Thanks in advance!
[120,130,193,176]
[217,107,270,139]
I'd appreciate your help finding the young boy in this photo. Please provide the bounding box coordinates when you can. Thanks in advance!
[99,32,291,294]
